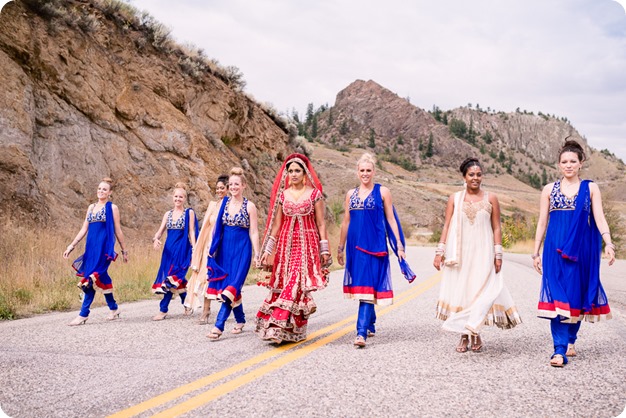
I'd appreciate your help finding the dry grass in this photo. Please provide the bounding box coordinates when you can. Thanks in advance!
[0,220,159,319]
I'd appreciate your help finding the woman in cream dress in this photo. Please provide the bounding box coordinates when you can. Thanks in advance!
[434,158,521,352]
[185,175,228,324]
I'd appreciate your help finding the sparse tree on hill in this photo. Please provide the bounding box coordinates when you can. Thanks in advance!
[368,128,376,148]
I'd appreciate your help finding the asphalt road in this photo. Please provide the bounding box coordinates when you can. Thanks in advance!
[1,247,625,418]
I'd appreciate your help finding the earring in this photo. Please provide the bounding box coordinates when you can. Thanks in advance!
[303,177,307,186]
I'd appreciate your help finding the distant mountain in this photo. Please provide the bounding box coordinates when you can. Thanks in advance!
[307,80,625,198]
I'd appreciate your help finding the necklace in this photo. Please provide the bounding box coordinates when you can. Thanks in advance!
[290,186,307,201]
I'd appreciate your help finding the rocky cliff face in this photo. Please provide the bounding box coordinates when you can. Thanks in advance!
[0,0,295,228]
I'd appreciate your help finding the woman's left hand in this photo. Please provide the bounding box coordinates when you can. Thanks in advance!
[494,258,502,273]
[121,251,129,263]
[606,246,616,266]
[398,249,406,262]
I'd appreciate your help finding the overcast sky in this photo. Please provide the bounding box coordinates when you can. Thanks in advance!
[126,0,626,160]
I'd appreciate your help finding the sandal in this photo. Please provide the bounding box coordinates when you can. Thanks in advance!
[566,344,576,357]
[207,327,222,341]
[198,310,210,325]
[367,330,375,337]
[183,306,193,316]
[152,312,167,321]
[550,354,567,367]
[470,334,483,352]
[354,335,366,348]
[456,335,469,353]
[231,323,245,334]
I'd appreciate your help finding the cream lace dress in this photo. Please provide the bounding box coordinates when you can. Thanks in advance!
[435,191,522,334]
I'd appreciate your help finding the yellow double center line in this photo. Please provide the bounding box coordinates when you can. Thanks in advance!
[109,272,441,418]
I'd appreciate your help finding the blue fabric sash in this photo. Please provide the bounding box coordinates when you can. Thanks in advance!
[181,207,199,264]
[359,184,416,283]
[557,180,600,262]
[104,201,117,261]
[207,197,228,280]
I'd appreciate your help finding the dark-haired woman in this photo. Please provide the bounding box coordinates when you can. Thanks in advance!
[533,139,615,367]
[151,183,198,321]
[186,175,229,324]
[338,153,415,348]
[256,154,329,344]
[63,178,129,326]
[434,158,521,353]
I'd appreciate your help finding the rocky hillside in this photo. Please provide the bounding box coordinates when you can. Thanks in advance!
[312,80,626,198]
[0,0,298,228]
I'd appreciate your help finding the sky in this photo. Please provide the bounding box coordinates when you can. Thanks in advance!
[30,0,626,160]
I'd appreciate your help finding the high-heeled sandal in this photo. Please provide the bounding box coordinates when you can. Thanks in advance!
[68,316,88,326]
[456,335,469,353]
[197,310,211,325]
[470,334,483,352]
[207,327,222,341]
[107,309,121,321]
[231,323,245,334]
[566,344,576,357]
[183,306,194,316]
[152,312,167,321]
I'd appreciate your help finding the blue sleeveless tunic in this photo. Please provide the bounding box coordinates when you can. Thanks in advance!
[538,179,611,322]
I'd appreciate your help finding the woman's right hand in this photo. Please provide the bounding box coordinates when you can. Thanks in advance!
[153,238,161,249]
[62,245,74,259]
[337,252,345,266]
[433,254,442,271]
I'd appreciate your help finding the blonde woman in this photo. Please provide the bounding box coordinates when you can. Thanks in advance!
[206,167,260,340]
[63,177,128,326]
[151,183,198,321]
[338,153,415,348]
[186,175,229,324]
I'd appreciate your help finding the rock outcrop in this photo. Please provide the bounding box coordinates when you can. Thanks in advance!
[0,0,295,228]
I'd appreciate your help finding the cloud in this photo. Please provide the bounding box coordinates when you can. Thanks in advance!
[130,0,626,161]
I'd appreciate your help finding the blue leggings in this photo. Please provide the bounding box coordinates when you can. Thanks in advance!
[550,318,582,360]
[79,286,118,317]
[356,301,377,339]
[159,291,187,313]
[214,300,246,332]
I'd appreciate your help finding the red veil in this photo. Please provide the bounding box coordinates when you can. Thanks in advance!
[261,153,324,253]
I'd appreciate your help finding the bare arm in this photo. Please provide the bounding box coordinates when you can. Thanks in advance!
[63,205,92,259]
[187,209,197,247]
[152,212,168,249]
[112,204,128,263]
[337,189,353,266]
[433,195,455,271]
[489,192,503,273]
[532,183,553,274]
[247,202,261,267]
[260,201,283,266]
[314,195,330,266]
[589,183,616,266]
[381,186,405,261]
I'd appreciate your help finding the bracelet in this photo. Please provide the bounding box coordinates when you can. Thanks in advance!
[606,243,616,251]
[67,244,75,250]
[337,244,345,253]
[320,240,329,254]
[531,253,540,260]
[121,250,128,255]
[264,236,276,255]
[601,231,610,237]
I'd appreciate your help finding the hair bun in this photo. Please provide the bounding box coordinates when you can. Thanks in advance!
[559,137,586,162]
[101,177,114,187]
[174,182,187,190]
[460,158,481,175]
[230,167,244,176]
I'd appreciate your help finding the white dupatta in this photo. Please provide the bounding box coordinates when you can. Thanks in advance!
[444,190,465,267]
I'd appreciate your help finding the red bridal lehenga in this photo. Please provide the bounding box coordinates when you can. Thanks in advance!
[255,154,328,343]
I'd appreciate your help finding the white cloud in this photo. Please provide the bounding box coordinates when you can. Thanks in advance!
[129,0,626,161]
